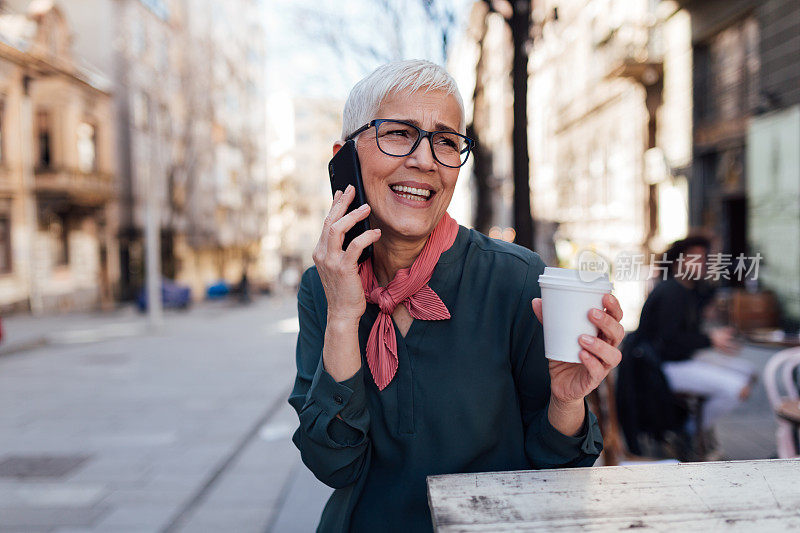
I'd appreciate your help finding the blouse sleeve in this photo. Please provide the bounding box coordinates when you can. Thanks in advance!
[509,255,604,468]
[287,268,371,489]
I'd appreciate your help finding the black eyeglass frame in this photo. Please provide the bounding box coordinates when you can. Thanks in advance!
[346,119,476,169]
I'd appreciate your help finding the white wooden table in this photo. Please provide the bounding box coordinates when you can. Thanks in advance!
[427,459,800,532]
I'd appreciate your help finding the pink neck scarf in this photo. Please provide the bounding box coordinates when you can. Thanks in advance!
[358,213,459,390]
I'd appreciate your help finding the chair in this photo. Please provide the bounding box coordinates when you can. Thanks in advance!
[763,347,800,458]
[781,355,800,401]
[673,392,710,457]
[588,372,624,466]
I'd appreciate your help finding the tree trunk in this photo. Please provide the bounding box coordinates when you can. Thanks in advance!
[469,4,494,233]
[509,4,534,250]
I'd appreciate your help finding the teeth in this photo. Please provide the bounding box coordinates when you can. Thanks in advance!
[390,185,431,198]
[396,192,427,202]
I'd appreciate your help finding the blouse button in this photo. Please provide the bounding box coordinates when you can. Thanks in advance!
[334,394,344,405]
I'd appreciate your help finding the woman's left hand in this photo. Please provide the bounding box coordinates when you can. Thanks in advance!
[531,293,624,404]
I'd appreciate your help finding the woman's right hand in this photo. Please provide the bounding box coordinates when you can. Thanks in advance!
[312,185,382,323]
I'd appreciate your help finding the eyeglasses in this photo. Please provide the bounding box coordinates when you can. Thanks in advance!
[346,119,475,168]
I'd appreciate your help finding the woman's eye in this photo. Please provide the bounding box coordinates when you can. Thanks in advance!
[386,129,409,137]
[436,138,458,149]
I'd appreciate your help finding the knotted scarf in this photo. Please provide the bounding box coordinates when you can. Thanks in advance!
[358,213,459,390]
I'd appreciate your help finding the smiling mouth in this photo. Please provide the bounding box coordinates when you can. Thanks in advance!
[389,184,435,202]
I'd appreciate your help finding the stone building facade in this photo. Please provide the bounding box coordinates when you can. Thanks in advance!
[45,0,269,301]
[0,1,118,313]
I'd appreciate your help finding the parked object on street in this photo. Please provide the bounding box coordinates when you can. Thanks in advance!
[764,347,800,458]
[206,280,230,300]
[427,458,800,531]
[136,279,192,311]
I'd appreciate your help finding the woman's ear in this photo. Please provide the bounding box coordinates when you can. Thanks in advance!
[332,141,344,156]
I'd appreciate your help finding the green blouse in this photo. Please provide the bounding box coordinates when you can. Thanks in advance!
[289,225,603,532]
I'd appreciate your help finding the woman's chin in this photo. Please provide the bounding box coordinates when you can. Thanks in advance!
[384,222,435,241]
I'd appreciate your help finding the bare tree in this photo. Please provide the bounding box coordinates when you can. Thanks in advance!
[420,0,459,62]
[467,2,494,233]
[481,0,535,250]
[289,0,462,83]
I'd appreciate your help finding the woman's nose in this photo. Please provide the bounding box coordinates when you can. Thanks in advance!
[405,137,437,171]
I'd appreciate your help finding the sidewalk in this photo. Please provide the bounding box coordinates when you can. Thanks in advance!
[0,295,333,532]
[715,342,784,460]
[0,298,272,356]
[0,305,148,357]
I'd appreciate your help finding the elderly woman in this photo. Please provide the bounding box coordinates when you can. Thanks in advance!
[289,60,624,532]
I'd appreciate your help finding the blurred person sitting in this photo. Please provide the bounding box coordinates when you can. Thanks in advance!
[636,234,756,458]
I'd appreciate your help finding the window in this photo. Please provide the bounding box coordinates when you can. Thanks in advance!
[49,213,69,267]
[159,103,170,137]
[36,110,52,169]
[133,91,150,130]
[0,213,11,274]
[695,17,759,124]
[132,19,146,56]
[77,121,97,173]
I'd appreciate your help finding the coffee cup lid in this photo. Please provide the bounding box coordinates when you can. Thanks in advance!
[537,267,613,293]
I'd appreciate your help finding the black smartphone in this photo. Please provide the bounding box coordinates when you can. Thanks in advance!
[328,139,372,264]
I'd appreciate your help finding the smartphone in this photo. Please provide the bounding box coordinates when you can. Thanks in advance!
[328,139,372,264]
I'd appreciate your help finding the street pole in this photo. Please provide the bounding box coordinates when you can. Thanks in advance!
[20,75,43,315]
[145,111,163,329]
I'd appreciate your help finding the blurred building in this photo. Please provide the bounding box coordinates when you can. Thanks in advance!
[264,94,342,288]
[676,0,800,324]
[34,0,269,302]
[453,0,690,328]
[0,1,118,313]
[171,0,269,296]
[457,0,799,327]
[528,0,694,328]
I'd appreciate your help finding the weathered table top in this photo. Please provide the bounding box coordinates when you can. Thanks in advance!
[427,459,800,532]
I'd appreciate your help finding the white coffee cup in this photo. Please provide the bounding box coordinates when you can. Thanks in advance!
[537,267,613,364]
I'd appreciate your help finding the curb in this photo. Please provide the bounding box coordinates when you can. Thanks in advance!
[0,337,49,357]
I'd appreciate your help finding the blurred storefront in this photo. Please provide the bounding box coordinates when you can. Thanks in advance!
[0,1,118,313]
[678,0,800,324]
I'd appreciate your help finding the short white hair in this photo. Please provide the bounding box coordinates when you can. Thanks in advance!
[340,59,466,139]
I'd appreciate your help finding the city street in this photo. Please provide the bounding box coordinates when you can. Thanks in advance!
[0,294,785,532]
[0,0,795,529]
